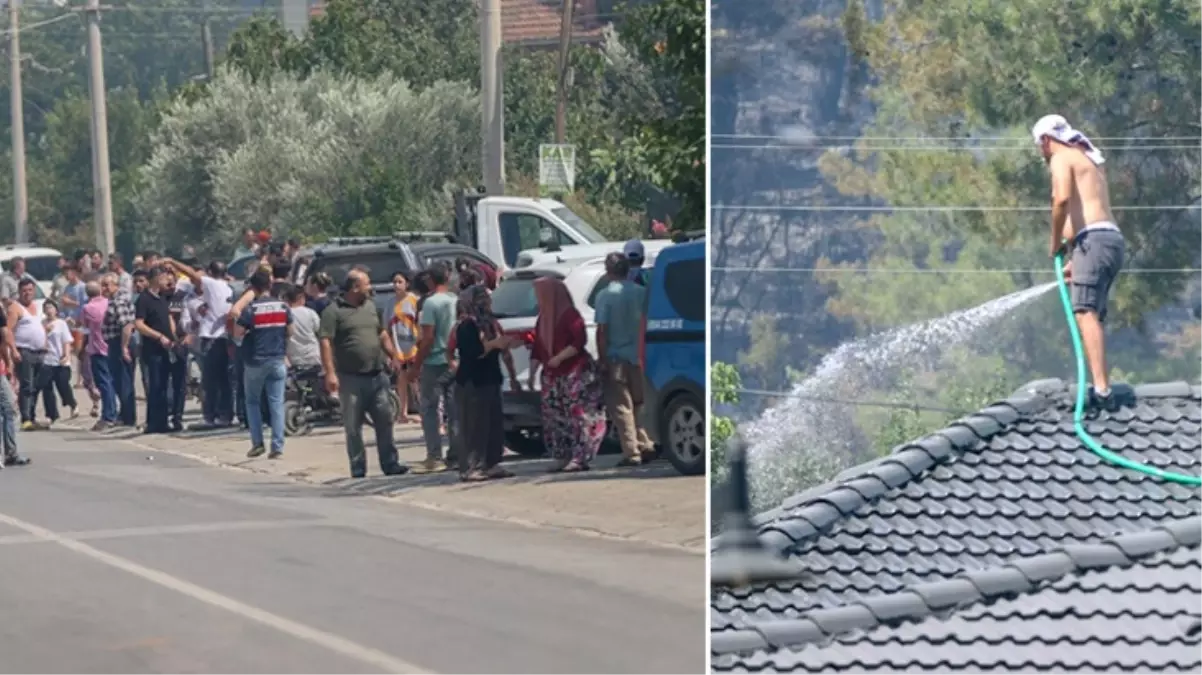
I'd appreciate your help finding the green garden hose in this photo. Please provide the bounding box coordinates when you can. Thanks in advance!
[1054,248,1201,486]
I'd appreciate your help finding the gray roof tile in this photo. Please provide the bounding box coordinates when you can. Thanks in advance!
[712,380,1202,672]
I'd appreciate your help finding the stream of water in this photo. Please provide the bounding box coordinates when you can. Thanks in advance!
[744,282,1057,507]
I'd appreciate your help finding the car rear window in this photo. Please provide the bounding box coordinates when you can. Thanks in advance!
[491,274,548,318]
[661,257,704,322]
[309,251,415,287]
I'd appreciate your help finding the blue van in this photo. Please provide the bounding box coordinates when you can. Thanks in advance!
[642,239,706,475]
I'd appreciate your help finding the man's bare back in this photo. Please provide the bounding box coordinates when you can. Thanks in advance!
[1049,147,1116,242]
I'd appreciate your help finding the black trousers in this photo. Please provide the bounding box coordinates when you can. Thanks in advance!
[16,348,45,424]
[37,364,77,422]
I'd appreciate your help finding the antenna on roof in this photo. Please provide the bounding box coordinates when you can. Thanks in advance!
[710,434,804,589]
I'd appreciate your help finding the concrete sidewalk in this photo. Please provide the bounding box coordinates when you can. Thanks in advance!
[51,396,706,552]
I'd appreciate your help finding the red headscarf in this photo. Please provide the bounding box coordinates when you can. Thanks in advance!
[533,277,577,359]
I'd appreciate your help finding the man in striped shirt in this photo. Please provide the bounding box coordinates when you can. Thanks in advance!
[233,269,291,459]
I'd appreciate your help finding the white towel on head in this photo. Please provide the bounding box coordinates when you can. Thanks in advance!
[1031,114,1105,166]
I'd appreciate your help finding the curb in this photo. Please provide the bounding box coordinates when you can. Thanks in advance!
[50,417,706,555]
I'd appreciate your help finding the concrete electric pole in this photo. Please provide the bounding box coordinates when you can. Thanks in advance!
[8,0,27,244]
[86,0,114,255]
[479,0,505,195]
[553,0,574,143]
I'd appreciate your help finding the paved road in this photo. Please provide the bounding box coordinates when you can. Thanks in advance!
[0,429,704,673]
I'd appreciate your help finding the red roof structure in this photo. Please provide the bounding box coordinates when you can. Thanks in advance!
[307,0,611,47]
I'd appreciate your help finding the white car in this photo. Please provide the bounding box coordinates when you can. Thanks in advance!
[491,252,658,457]
[514,238,674,270]
[0,244,63,297]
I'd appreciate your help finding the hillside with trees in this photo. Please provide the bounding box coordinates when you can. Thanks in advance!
[711,0,1201,508]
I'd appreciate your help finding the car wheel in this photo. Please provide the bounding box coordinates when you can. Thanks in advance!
[662,393,705,476]
[284,401,313,437]
[504,429,546,458]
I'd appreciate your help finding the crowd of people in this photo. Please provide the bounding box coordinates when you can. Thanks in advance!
[0,236,658,483]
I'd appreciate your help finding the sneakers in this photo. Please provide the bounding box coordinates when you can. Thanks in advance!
[90,420,111,432]
[1088,387,1121,413]
[247,445,266,458]
[416,458,448,473]
[4,455,30,467]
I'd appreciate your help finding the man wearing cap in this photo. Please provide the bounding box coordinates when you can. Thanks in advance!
[1032,114,1125,411]
[622,240,650,286]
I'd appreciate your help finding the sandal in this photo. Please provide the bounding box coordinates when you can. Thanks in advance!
[546,461,569,473]
[486,466,514,479]
[562,462,589,473]
[461,470,489,482]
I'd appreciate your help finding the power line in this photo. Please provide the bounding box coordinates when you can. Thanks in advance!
[711,204,1202,213]
[712,266,1202,275]
[712,143,1201,152]
[711,133,1202,142]
[0,11,76,35]
[731,388,970,416]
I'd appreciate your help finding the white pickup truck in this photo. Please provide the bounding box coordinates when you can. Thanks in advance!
[452,192,615,270]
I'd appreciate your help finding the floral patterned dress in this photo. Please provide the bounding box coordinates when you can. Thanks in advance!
[532,305,606,467]
[540,360,607,465]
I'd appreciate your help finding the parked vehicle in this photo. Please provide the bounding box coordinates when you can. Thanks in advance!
[449,189,613,269]
[490,250,662,457]
[641,239,706,475]
[0,244,63,296]
[282,367,400,436]
[513,239,674,270]
[292,235,429,316]
[409,242,499,288]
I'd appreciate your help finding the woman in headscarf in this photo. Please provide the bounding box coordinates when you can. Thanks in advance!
[452,285,518,481]
[528,277,606,472]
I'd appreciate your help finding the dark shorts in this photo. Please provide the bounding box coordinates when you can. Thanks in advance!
[1070,228,1125,322]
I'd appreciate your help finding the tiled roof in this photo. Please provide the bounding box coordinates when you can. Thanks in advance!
[712,379,1202,672]
[307,0,608,46]
[501,0,607,46]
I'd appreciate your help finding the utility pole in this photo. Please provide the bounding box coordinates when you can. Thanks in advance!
[200,0,214,80]
[86,0,114,255]
[8,0,27,244]
[479,0,504,195]
[553,0,575,143]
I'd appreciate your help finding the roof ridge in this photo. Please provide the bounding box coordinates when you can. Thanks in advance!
[710,516,1202,656]
[714,378,1202,555]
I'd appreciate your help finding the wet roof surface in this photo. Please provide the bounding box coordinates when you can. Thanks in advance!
[712,379,1202,673]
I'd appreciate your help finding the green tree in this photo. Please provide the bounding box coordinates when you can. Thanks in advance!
[825,0,1200,331]
[592,0,704,229]
[710,361,741,481]
[135,69,479,257]
[813,0,1202,424]
[221,12,662,227]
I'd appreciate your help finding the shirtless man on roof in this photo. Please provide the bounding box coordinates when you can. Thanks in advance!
[1032,114,1126,411]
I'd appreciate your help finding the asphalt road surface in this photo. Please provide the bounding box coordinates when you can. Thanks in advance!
[0,429,704,674]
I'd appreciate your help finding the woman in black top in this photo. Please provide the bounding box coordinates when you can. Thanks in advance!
[453,285,517,482]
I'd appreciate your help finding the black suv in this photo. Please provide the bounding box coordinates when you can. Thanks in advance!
[301,236,426,316]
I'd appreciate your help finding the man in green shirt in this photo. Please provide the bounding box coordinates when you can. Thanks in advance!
[412,263,458,472]
[318,269,409,479]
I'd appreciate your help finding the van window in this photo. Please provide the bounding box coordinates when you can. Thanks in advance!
[661,258,704,322]
[21,255,60,281]
[498,213,577,267]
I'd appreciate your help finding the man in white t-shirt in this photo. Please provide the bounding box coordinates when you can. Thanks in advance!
[166,258,234,427]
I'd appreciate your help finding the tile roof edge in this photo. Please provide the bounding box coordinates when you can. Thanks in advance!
[710,516,1202,656]
[711,381,1055,554]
